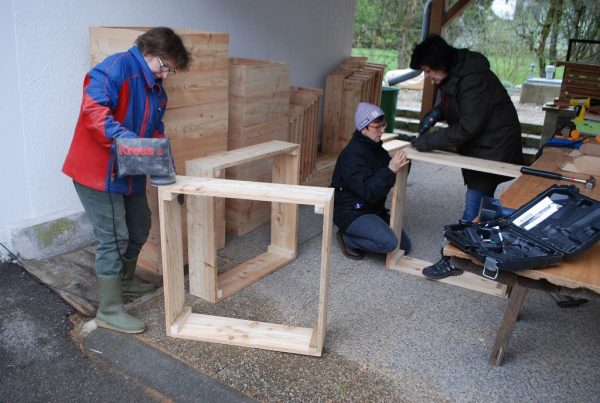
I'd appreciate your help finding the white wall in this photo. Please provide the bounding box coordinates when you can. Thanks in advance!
[0,0,355,259]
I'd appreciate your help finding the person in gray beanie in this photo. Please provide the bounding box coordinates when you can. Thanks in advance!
[330,102,411,260]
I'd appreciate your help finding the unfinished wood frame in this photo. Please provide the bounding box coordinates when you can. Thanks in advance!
[185,140,300,300]
[383,140,523,297]
[158,176,333,356]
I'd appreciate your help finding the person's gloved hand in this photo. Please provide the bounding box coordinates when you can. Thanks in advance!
[418,105,443,135]
[411,134,432,151]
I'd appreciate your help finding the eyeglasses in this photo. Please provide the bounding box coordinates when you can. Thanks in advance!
[367,123,386,131]
[157,57,176,75]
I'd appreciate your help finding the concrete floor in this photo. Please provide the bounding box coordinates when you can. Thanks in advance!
[86,159,600,401]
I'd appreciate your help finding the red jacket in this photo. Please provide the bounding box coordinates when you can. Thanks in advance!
[63,46,167,194]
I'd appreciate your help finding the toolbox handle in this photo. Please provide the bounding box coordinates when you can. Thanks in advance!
[482,257,499,280]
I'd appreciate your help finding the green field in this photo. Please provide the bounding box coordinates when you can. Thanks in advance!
[352,47,564,87]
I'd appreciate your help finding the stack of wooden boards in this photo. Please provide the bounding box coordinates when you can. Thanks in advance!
[226,58,290,236]
[304,57,386,187]
[289,87,322,184]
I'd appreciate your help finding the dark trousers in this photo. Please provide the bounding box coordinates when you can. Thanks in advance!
[74,181,151,276]
[343,213,411,254]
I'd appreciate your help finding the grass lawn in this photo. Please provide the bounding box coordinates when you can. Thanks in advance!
[352,47,564,87]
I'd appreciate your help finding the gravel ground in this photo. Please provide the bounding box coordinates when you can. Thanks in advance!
[396,88,544,125]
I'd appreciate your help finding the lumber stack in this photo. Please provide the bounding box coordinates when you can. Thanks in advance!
[90,27,230,274]
[321,57,385,154]
[288,87,322,184]
[304,57,385,187]
[226,57,290,236]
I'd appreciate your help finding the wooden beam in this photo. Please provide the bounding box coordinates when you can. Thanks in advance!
[444,0,475,25]
[384,140,523,178]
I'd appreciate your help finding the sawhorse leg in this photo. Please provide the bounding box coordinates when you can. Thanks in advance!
[489,282,528,365]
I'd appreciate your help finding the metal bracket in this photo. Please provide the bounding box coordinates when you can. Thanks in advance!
[482,257,499,280]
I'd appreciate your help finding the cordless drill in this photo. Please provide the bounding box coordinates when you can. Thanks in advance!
[418,105,443,135]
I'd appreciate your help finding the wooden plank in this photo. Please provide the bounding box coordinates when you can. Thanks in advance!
[270,152,300,254]
[386,163,409,268]
[388,256,508,297]
[188,140,298,173]
[164,176,333,208]
[316,197,334,352]
[322,74,345,154]
[170,313,320,356]
[217,250,292,301]
[384,140,523,178]
[158,192,186,331]
[187,194,218,301]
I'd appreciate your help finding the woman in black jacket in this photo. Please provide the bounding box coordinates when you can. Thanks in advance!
[410,35,523,279]
[331,103,410,260]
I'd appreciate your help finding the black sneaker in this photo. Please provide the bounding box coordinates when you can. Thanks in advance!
[422,257,463,280]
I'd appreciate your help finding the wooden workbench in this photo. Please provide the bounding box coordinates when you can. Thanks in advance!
[444,147,600,365]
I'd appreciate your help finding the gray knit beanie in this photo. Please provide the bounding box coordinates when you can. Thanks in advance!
[355,102,385,131]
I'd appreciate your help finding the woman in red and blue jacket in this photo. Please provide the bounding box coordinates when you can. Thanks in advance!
[62,27,191,334]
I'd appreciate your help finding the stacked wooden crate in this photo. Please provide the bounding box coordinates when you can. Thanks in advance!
[288,87,322,184]
[226,58,290,236]
[90,27,230,274]
[304,57,385,187]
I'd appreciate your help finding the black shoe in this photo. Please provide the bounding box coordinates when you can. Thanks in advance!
[336,231,364,260]
[422,257,463,280]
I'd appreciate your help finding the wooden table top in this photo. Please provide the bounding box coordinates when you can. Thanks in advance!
[446,147,600,293]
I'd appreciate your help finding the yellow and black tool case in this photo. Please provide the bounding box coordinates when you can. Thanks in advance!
[444,185,600,279]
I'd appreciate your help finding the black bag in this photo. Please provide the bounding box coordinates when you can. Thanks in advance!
[444,185,600,279]
[114,138,175,177]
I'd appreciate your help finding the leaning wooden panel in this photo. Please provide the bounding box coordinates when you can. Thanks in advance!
[158,177,334,356]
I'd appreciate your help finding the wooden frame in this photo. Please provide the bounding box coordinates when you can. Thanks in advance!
[185,140,300,300]
[383,140,523,297]
[158,176,334,356]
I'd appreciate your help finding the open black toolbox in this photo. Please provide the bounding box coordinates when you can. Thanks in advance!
[444,185,600,280]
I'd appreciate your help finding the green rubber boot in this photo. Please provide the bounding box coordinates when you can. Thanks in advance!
[95,275,146,334]
[122,257,156,296]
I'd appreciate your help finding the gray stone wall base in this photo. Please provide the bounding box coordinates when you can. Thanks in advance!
[9,212,95,260]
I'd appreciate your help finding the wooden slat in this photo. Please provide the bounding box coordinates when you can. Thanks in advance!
[163,176,333,207]
[388,256,508,297]
[158,193,186,331]
[217,250,291,300]
[384,140,523,178]
[187,140,298,173]
[170,313,320,356]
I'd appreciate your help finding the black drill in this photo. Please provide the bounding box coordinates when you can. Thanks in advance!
[418,105,443,135]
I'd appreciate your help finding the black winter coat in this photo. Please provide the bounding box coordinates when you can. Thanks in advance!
[330,131,396,232]
[414,49,523,191]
